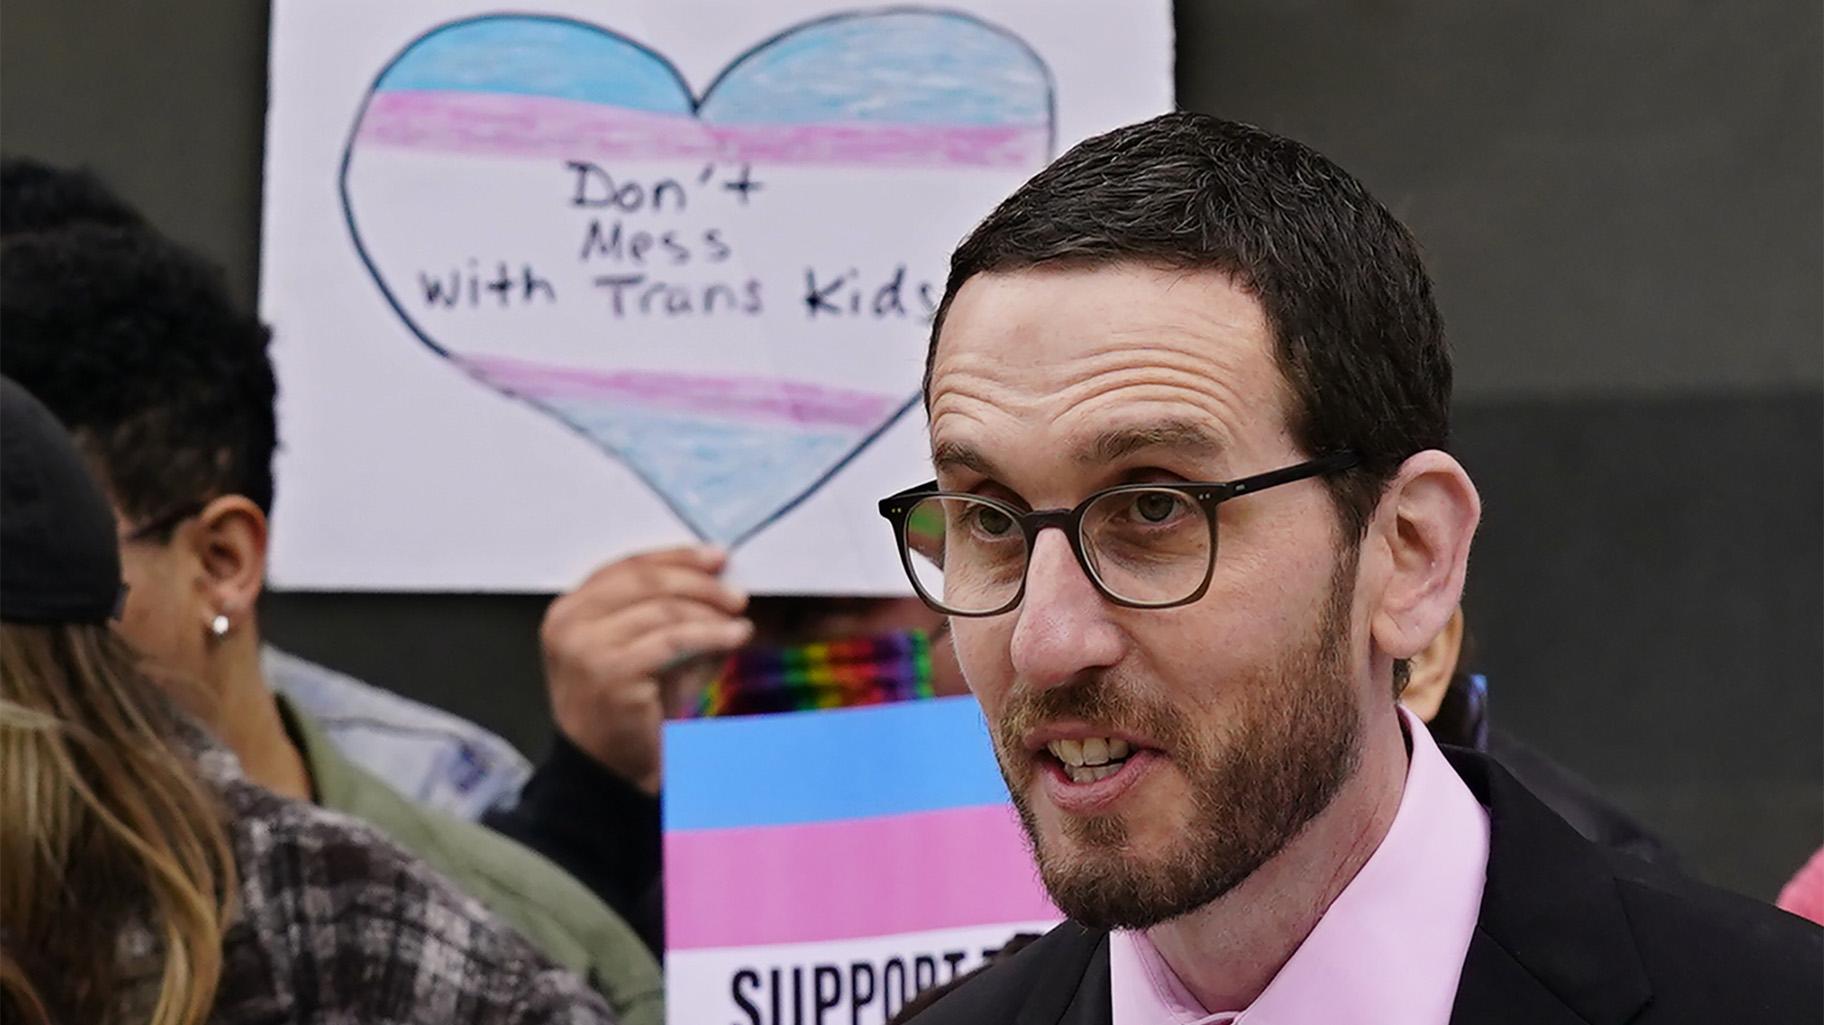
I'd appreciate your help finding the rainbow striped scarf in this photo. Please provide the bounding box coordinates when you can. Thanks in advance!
[692,629,934,718]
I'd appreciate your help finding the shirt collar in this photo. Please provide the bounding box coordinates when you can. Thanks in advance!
[1111,708,1490,1025]
[273,691,346,807]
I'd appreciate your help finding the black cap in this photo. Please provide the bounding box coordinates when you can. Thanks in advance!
[1,376,124,624]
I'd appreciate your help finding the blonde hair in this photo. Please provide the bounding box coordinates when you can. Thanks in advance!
[0,623,235,1025]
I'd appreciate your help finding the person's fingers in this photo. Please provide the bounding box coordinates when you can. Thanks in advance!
[545,560,746,641]
[555,597,733,673]
[575,544,726,591]
[554,556,746,624]
[590,617,755,683]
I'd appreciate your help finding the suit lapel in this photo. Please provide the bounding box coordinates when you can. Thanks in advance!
[1445,748,1652,1025]
[1449,929,1592,1025]
[1012,924,1110,1025]
[1054,934,1111,1025]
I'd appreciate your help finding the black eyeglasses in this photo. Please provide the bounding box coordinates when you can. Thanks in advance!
[877,452,1359,617]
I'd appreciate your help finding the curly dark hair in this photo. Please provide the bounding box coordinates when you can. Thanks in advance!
[929,112,1452,539]
[0,222,278,528]
[1,156,148,236]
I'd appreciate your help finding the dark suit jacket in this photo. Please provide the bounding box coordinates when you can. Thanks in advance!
[904,748,1822,1024]
[1485,729,1677,866]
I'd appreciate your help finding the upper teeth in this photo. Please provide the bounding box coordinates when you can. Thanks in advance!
[1047,737,1132,767]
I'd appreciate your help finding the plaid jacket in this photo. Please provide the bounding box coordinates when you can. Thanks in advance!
[117,736,619,1025]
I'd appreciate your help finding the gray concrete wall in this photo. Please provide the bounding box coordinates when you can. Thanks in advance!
[4,0,1818,900]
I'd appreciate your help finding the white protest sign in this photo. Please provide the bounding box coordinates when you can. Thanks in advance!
[262,1,1173,592]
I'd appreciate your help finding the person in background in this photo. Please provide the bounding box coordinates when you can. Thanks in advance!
[0,377,617,1025]
[1401,607,1677,863]
[0,215,661,1024]
[0,155,145,233]
[0,156,532,819]
[485,544,969,953]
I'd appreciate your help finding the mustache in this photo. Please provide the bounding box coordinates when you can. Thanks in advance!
[995,670,1190,754]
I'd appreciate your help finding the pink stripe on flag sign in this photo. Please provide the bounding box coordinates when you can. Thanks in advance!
[665,802,1058,950]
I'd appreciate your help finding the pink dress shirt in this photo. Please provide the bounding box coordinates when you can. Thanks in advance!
[1110,708,1490,1025]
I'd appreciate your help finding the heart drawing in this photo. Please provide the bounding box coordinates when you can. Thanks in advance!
[340,10,1054,545]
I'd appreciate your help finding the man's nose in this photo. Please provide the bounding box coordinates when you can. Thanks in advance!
[1008,528,1124,691]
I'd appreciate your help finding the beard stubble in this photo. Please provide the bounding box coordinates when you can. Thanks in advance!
[993,554,1365,930]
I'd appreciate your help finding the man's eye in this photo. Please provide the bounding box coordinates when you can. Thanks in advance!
[972,506,1015,536]
[1135,492,1183,523]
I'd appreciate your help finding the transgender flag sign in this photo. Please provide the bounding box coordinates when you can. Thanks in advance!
[664,696,1060,1025]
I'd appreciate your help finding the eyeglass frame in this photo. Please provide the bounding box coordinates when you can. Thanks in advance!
[877,450,1361,617]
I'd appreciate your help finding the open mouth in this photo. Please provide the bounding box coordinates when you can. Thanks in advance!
[1044,736,1135,784]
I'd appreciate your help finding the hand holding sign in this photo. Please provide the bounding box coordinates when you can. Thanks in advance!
[540,545,751,794]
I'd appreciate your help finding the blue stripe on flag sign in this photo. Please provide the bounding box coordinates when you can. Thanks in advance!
[662,694,1012,831]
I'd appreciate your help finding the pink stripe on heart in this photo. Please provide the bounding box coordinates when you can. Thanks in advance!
[460,354,905,430]
[359,90,1050,168]
[665,803,1057,950]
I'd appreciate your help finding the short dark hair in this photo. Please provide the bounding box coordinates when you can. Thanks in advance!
[928,112,1451,537]
[1,223,278,527]
[1,157,148,236]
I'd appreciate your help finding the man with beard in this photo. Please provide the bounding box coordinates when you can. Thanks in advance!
[879,112,1819,1024]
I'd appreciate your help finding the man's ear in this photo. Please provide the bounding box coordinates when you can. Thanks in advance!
[1399,606,1465,721]
[186,495,269,629]
[1369,451,1479,667]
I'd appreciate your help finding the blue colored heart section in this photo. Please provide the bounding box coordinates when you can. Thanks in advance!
[374,16,692,114]
[544,396,874,544]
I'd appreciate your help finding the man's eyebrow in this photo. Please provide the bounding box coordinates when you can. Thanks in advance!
[1078,420,1225,465]
[931,439,999,479]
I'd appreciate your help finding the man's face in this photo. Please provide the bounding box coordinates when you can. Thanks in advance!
[927,264,1369,928]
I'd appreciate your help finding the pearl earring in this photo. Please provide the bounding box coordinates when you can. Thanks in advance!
[209,614,231,638]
